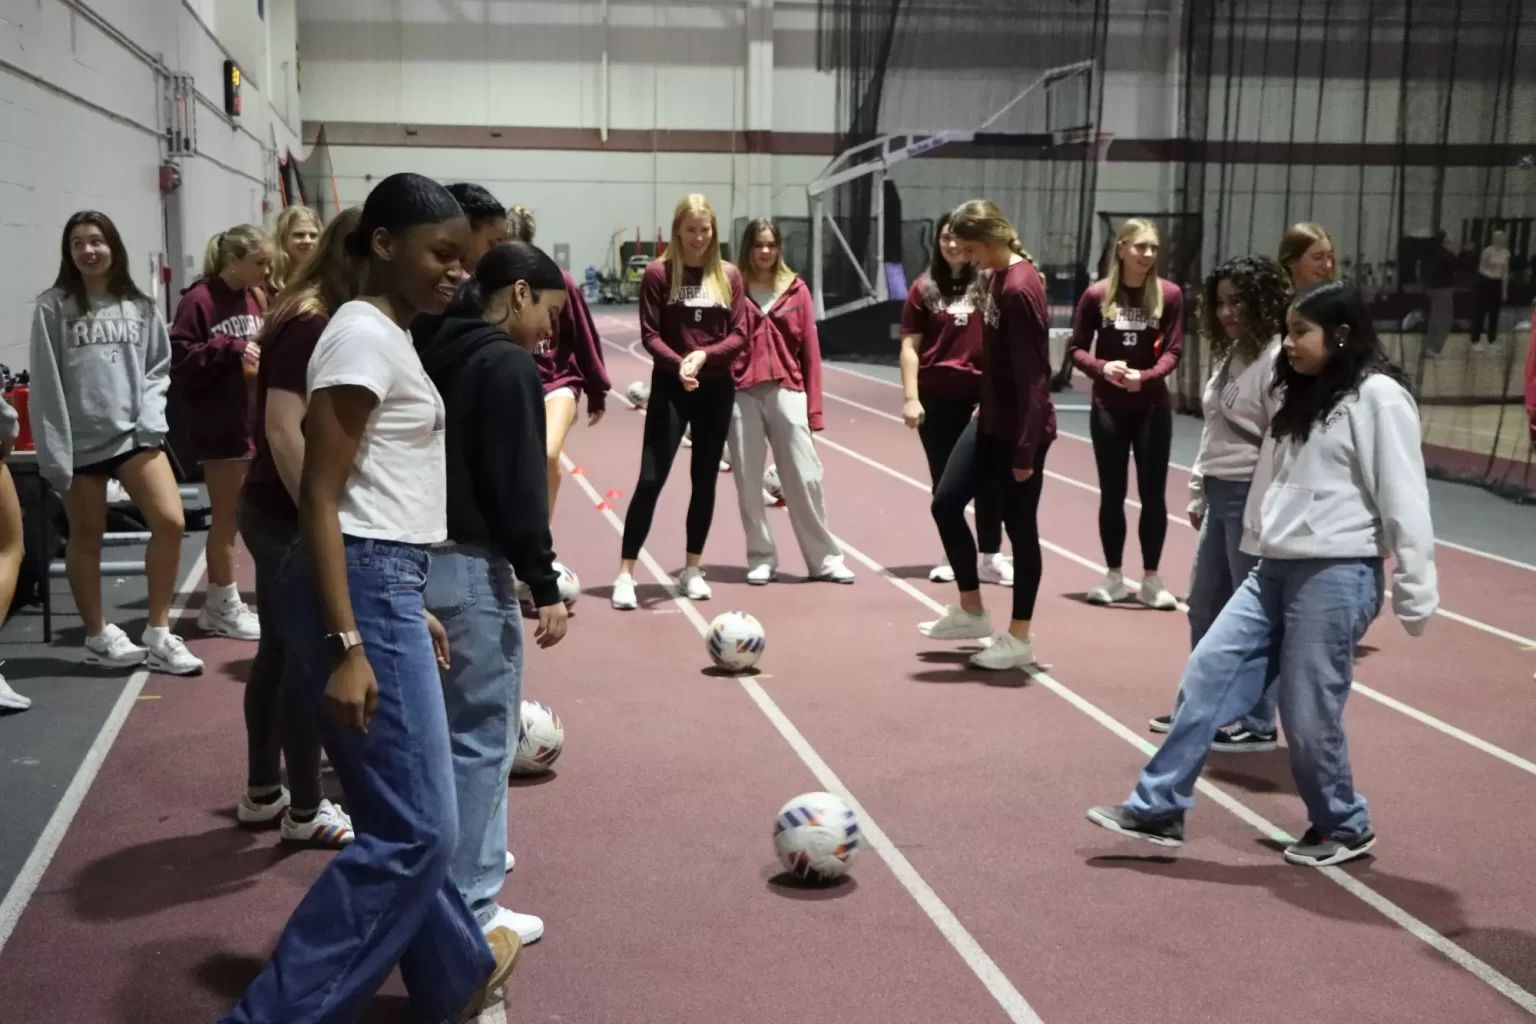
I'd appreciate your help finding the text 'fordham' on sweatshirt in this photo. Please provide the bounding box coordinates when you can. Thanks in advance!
[29,289,172,492]
[169,276,265,462]
[1241,372,1439,635]
[899,276,985,401]
[1188,336,1284,516]
[979,258,1057,471]
[732,275,824,430]
[1068,279,1185,411]
[533,270,612,414]
[638,261,749,377]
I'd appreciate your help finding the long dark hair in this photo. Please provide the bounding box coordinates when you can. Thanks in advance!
[922,212,975,303]
[344,172,463,266]
[1198,255,1288,364]
[50,211,149,311]
[447,241,565,319]
[1270,280,1410,443]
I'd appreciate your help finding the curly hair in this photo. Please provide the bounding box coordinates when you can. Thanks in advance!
[1198,254,1289,364]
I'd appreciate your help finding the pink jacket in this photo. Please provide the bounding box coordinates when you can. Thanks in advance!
[731,276,824,430]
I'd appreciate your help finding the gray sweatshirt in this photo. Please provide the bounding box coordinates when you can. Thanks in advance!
[29,289,172,491]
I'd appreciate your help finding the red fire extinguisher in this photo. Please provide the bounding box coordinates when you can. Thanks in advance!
[8,372,34,452]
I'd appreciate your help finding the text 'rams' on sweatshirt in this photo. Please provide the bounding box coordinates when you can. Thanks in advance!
[732,275,825,430]
[418,317,562,609]
[900,275,984,402]
[169,277,265,456]
[1188,336,1284,517]
[534,270,612,414]
[638,261,749,378]
[1068,279,1185,412]
[1240,373,1439,635]
[980,259,1058,470]
[29,289,172,492]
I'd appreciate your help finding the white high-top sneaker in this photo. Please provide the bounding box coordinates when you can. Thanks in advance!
[611,573,638,610]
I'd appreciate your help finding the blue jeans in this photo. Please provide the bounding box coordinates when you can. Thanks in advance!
[220,538,493,1024]
[424,545,525,926]
[1129,557,1384,840]
[1171,477,1276,734]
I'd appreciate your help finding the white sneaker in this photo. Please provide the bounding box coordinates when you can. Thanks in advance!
[811,560,855,584]
[746,564,777,586]
[1137,574,1178,611]
[1086,572,1130,605]
[928,563,956,583]
[237,786,291,825]
[611,573,638,610]
[281,799,355,847]
[145,631,204,676]
[199,598,261,641]
[84,624,148,668]
[505,852,516,873]
[918,604,993,640]
[0,675,31,712]
[679,566,712,600]
[763,489,785,507]
[977,553,1015,587]
[484,904,544,945]
[969,631,1037,671]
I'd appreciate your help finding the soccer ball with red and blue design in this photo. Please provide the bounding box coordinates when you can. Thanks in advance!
[773,791,861,882]
[706,611,765,672]
[511,700,564,776]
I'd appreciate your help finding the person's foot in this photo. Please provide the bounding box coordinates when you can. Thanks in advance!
[1086,571,1129,605]
[1283,827,1376,867]
[928,563,956,583]
[1085,804,1185,847]
[976,552,1014,587]
[679,566,711,600]
[918,605,992,640]
[810,561,855,584]
[455,926,523,1023]
[1137,574,1178,611]
[198,596,261,640]
[968,631,1036,671]
[1148,714,1173,734]
[0,675,31,712]
[280,800,355,847]
[1210,723,1278,753]
[611,573,638,610]
[746,564,777,586]
[83,625,148,669]
[237,786,291,826]
[144,630,204,676]
[505,851,516,873]
[483,904,544,944]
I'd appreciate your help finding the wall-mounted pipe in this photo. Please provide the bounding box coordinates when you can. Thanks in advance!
[601,0,610,143]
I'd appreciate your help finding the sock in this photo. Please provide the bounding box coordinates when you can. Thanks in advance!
[209,582,240,607]
[143,625,169,648]
[287,806,317,824]
[247,785,284,805]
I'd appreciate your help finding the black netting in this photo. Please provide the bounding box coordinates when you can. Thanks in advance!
[296,123,340,224]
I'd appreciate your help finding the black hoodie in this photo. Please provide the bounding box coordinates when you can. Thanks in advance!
[417,317,561,608]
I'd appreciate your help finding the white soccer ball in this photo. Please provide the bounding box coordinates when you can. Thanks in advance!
[511,700,564,776]
[706,611,765,672]
[773,791,861,882]
[553,562,580,608]
[625,380,649,408]
[763,464,783,501]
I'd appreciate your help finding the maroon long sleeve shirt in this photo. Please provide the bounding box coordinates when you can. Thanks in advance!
[638,260,749,379]
[1068,279,1184,412]
[979,259,1057,471]
[169,276,264,461]
[900,276,984,402]
[535,271,612,414]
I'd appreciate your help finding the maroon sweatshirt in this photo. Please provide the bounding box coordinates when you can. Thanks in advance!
[1068,279,1184,412]
[638,260,749,380]
[535,271,611,413]
[900,275,984,401]
[732,276,824,430]
[980,259,1057,471]
[169,277,264,461]
[242,311,327,521]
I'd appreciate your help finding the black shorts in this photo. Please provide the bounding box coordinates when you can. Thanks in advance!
[74,446,160,480]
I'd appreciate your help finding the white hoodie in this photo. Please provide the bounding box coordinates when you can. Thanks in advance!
[1241,372,1438,636]
[1188,336,1283,516]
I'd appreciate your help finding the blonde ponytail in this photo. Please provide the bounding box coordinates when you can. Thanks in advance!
[202,223,272,280]
[202,232,228,278]
[949,199,1036,269]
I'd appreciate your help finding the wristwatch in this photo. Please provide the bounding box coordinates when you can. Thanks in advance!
[325,630,364,663]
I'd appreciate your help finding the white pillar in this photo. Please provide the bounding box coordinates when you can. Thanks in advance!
[744,0,775,218]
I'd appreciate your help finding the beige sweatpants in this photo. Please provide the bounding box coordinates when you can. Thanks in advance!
[727,381,844,575]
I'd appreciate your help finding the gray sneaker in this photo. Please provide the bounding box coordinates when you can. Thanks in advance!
[1283,828,1376,867]
[1086,805,1185,847]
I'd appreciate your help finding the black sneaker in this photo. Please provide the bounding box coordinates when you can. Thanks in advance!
[1148,714,1173,734]
[1283,827,1376,867]
[1211,723,1278,753]
[1086,805,1185,847]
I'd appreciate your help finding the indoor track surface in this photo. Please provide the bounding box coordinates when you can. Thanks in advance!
[1,307,1535,1024]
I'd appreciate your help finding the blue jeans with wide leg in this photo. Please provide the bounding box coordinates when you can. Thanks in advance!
[219,538,493,1024]
[424,544,525,926]
[1129,557,1383,840]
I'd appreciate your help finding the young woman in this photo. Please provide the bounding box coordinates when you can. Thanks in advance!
[728,217,853,584]
[507,204,611,521]
[418,241,572,948]
[1069,218,1184,610]
[1277,223,1337,292]
[219,173,519,1024]
[613,193,748,610]
[1471,229,1509,350]
[1147,255,1289,751]
[1088,280,1437,867]
[235,207,365,847]
[270,205,322,290]
[900,213,1011,587]
[0,394,27,711]
[918,200,1056,671]
[30,211,202,675]
[170,224,270,642]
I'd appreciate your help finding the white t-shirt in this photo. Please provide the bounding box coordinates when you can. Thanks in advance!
[306,300,447,544]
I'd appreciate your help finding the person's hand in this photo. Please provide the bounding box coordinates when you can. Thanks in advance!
[1013,467,1034,483]
[534,601,569,648]
[679,350,707,391]
[242,341,261,376]
[1121,368,1143,392]
[1102,360,1128,386]
[0,440,13,462]
[1189,510,1203,530]
[902,398,925,429]
[425,611,451,671]
[588,409,605,427]
[325,651,377,732]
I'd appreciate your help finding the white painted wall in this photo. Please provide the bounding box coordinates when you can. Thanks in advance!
[0,0,302,371]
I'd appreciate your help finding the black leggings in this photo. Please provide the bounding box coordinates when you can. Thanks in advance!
[1470,275,1502,343]
[621,368,736,560]
[1089,404,1172,572]
[916,389,1001,553]
[932,420,1051,621]
[236,497,324,810]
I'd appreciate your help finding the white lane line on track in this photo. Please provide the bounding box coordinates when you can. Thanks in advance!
[558,447,1045,1024]
[823,532,1536,1015]
[816,359,1536,576]
[0,550,209,958]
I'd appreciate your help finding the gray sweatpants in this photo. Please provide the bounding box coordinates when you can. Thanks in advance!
[727,381,843,575]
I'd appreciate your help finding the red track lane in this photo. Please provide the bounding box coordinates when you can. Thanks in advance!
[554,364,1534,1022]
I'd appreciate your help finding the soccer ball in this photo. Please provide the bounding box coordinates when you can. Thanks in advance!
[553,562,580,608]
[511,700,564,776]
[707,611,765,672]
[625,380,649,408]
[773,791,861,882]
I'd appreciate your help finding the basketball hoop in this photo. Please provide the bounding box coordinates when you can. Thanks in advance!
[1052,128,1114,165]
